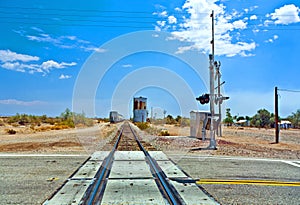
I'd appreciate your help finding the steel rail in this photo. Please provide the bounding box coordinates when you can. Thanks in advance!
[129,124,184,205]
[82,122,184,204]
[82,126,123,205]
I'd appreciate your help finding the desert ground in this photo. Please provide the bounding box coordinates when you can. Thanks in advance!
[0,121,299,204]
[0,121,299,159]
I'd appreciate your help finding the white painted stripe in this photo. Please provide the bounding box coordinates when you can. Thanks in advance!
[282,161,300,168]
[0,154,88,157]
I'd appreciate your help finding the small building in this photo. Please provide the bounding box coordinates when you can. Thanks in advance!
[236,119,250,127]
[279,120,292,129]
[133,97,148,122]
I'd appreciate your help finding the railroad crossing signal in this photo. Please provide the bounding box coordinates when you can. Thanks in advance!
[196,94,210,104]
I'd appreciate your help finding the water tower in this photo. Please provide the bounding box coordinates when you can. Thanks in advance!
[133,97,148,122]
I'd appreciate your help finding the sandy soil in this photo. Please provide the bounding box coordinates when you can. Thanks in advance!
[146,124,300,159]
[0,122,299,159]
[0,122,118,154]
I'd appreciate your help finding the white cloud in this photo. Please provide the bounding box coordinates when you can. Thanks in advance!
[2,62,23,72]
[122,64,133,68]
[41,60,76,72]
[175,7,181,12]
[232,20,247,29]
[0,99,44,106]
[168,15,177,24]
[268,4,300,25]
[157,20,166,27]
[82,46,106,53]
[175,45,198,54]
[31,27,44,33]
[250,5,259,11]
[19,30,104,53]
[0,50,39,62]
[153,10,168,17]
[59,74,72,79]
[27,33,59,44]
[265,35,279,43]
[265,38,273,43]
[156,0,256,57]
[250,15,257,20]
[159,11,168,17]
[0,50,76,75]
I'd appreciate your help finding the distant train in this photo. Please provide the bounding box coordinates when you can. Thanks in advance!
[109,111,124,123]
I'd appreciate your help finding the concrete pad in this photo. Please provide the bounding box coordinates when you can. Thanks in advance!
[101,179,166,205]
[90,151,110,161]
[148,151,169,161]
[72,160,102,179]
[109,161,153,179]
[44,180,91,205]
[114,151,145,161]
[170,180,218,205]
[157,161,187,178]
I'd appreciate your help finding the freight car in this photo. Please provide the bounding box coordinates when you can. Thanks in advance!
[109,111,124,123]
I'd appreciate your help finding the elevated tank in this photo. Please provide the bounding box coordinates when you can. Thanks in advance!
[133,97,148,122]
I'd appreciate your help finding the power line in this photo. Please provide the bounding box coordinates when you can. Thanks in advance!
[0,5,298,17]
[0,6,158,14]
[0,20,155,29]
[0,16,157,24]
[278,88,300,93]
[0,10,161,20]
[1,5,299,19]
[0,6,299,30]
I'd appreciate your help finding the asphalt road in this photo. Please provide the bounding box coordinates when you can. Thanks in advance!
[170,154,300,205]
[0,154,299,205]
[0,154,88,205]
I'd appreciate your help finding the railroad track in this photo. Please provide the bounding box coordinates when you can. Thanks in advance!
[43,121,218,205]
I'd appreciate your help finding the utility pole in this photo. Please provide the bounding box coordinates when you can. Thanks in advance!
[275,87,279,143]
[208,10,216,149]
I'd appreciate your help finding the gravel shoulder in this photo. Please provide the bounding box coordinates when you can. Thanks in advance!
[141,124,300,160]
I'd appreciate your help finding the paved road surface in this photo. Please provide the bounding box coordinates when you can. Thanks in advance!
[0,154,299,204]
[170,154,300,205]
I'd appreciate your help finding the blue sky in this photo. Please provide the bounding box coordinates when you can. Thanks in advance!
[0,0,300,118]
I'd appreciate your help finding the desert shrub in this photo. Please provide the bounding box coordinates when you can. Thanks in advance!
[135,122,150,130]
[180,118,190,127]
[52,125,70,130]
[6,129,17,134]
[59,108,94,127]
[58,119,75,128]
[144,126,160,135]
[7,113,42,126]
[160,129,170,136]
[45,117,57,125]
